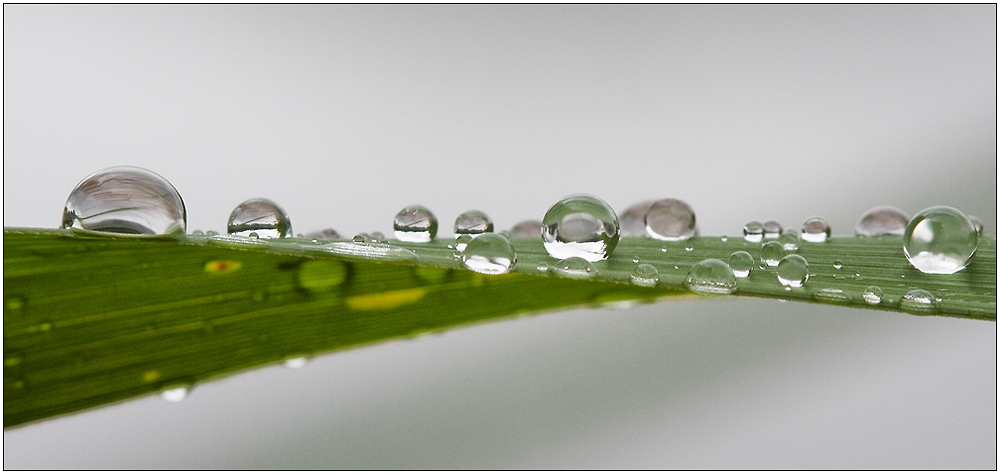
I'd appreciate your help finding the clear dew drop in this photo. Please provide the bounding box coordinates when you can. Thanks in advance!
[645,198,697,241]
[779,229,800,251]
[541,194,619,262]
[61,166,187,235]
[728,251,754,278]
[903,206,978,274]
[862,286,883,305]
[352,233,370,244]
[283,357,310,369]
[743,221,764,243]
[684,259,738,295]
[552,257,597,279]
[461,233,517,275]
[968,215,984,236]
[454,210,494,235]
[227,198,292,238]
[508,219,543,239]
[776,254,809,288]
[160,386,190,402]
[454,234,473,252]
[630,263,659,287]
[899,288,938,315]
[393,205,438,242]
[370,231,385,243]
[620,200,653,237]
[833,260,843,269]
[855,206,908,237]
[205,230,219,236]
[762,220,782,239]
[761,241,784,266]
[801,217,830,243]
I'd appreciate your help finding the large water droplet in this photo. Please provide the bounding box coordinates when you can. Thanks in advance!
[61,166,186,235]
[393,205,438,242]
[855,206,908,236]
[508,220,542,238]
[899,289,938,314]
[454,210,494,235]
[541,194,619,262]
[801,217,830,243]
[227,198,292,238]
[761,241,784,266]
[728,251,754,278]
[160,386,190,402]
[762,220,782,239]
[862,286,883,304]
[645,198,697,241]
[630,263,659,287]
[743,221,764,243]
[552,257,597,279]
[776,254,809,288]
[462,233,516,275]
[684,259,738,295]
[903,206,978,274]
[620,200,653,237]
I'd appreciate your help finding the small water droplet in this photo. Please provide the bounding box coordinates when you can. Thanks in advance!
[352,233,370,243]
[283,357,310,369]
[968,215,984,236]
[903,206,978,274]
[227,198,292,238]
[620,200,653,237]
[743,221,764,243]
[61,166,186,235]
[454,234,474,252]
[813,288,848,303]
[454,210,494,235]
[776,254,809,288]
[855,206,908,236]
[899,289,938,314]
[370,231,385,242]
[720,236,728,242]
[631,256,640,263]
[862,286,883,304]
[684,259,738,295]
[779,229,799,251]
[305,228,341,240]
[508,220,543,238]
[393,205,438,242]
[685,244,694,252]
[645,198,697,241]
[728,251,754,278]
[191,230,204,235]
[462,233,517,275]
[536,262,550,272]
[552,257,597,279]
[762,220,782,239]
[761,241,784,266]
[160,386,190,402]
[542,194,619,262]
[630,263,659,287]
[248,232,259,239]
[205,230,219,236]
[833,260,843,269]
[801,217,830,243]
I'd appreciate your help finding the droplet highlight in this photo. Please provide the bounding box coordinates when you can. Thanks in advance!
[903,206,978,274]
[61,166,186,235]
[776,254,809,288]
[743,221,764,243]
[160,386,190,402]
[227,198,292,238]
[728,251,754,278]
[461,233,516,275]
[801,217,830,243]
[645,198,697,241]
[899,289,938,315]
[684,259,738,295]
[630,263,659,287]
[855,206,908,237]
[862,286,883,305]
[541,194,619,262]
[393,205,438,242]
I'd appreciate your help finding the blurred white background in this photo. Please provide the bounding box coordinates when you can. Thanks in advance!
[3,5,996,469]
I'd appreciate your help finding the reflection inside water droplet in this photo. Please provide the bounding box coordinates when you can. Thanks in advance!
[462,233,516,275]
[393,205,439,242]
[61,166,187,235]
[684,259,738,295]
[227,198,292,238]
[541,194,619,262]
[903,206,978,274]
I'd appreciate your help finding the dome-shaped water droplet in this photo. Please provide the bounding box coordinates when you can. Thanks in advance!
[454,210,494,235]
[968,215,984,236]
[620,200,653,237]
[743,221,764,243]
[855,206,908,236]
[160,386,190,402]
[776,254,809,288]
[801,217,830,243]
[61,166,186,235]
[508,220,543,238]
[541,194,619,262]
[393,205,438,242]
[903,206,978,274]
[728,251,754,278]
[761,241,784,266]
[552,257,597,279]
[645,198,697,241]
[462,233,516,275]
[352,233,371,244]
[899,288,938,314]
[684,259,738,295]
[283,357,310,369]
[762,220,782,239]
[779,229,799,251]
[630,263,659,287]
[833,260,843,269]
[862,286,883,305]
[227,198,292,238]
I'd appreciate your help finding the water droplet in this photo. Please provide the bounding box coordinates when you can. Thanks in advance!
[461,233,516,275]
[833,260,843,269]
[160,386,190,402]
[684,244,694,252]
[813,288,848,303]
[728,251,754,278]
[541,194,619,262]
[776,254,809,288]
[968,215,984,236]
[370,231,385,242]
[743,221,764,243]
[227,198,292,238]
[352,233,370,244]
[779,229,799,251]
[645,198,697,241]
[762,220,782,239]
[855,206,908,236]
[552,257,597,279]
[801,217,830,243]
[205,230,219,236]
[903,206,978,274]
[720,236,728,242]
[248,232,259,239]
[191,230,204,235]
[305,228,341,239]
[283,357,310,369]
[536,262,550,272]
[761,241,784,266]
[630,263,659,287]
[61,166,186,235]
[454,234,474,252]
[508,220,543,238]
[899,289,938,314]
[393,205,438,242]
[619,200,653,237]
[684,259,738,295]
[862,286,883,304]
[454,210,494,235]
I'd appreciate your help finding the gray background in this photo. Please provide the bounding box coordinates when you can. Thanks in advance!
[3,5,996,469]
